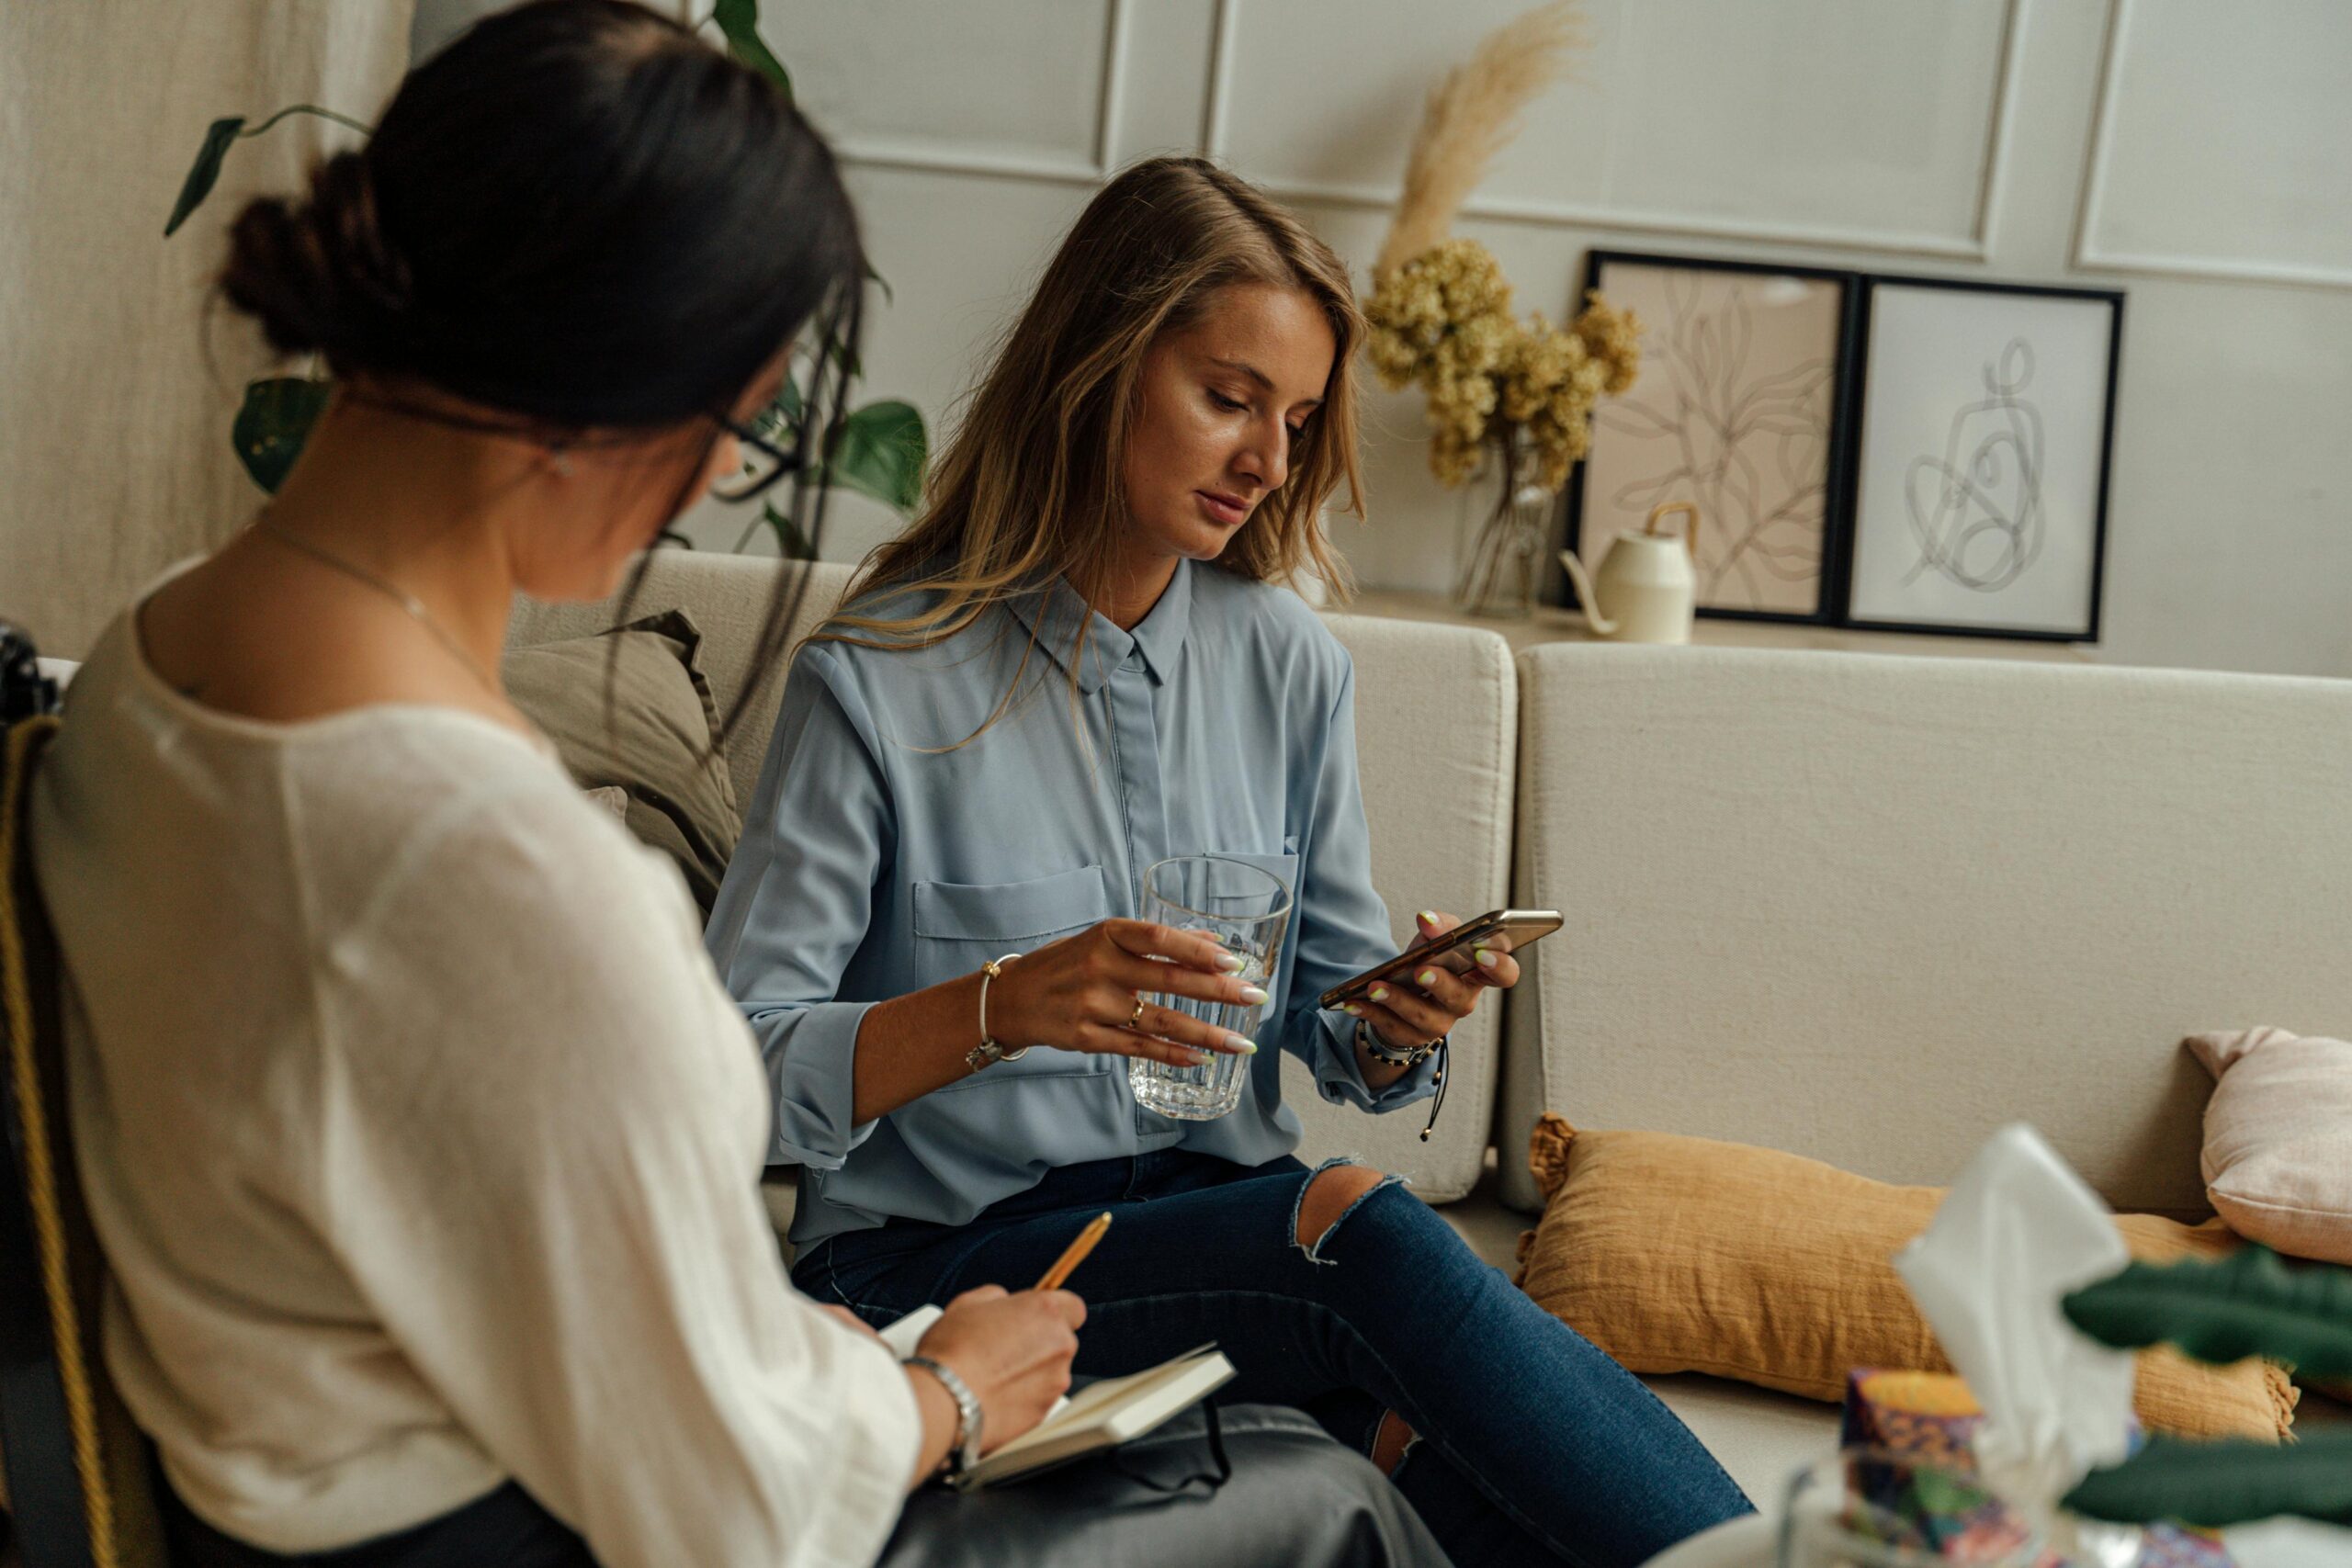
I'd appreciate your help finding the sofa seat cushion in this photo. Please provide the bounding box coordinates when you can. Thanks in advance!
[1516,1115,2297,1441]
[1640,1374,1837,1509]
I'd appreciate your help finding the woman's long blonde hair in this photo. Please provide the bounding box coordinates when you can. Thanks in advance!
[811,156,1365,705]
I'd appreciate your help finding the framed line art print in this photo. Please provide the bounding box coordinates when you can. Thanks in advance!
[1560,251,1861,625]
[1842,277,2122,641]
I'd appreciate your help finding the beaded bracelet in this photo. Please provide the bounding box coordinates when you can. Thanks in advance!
[1353,1018,1452,1142]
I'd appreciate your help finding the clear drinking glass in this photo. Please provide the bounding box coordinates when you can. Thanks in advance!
[1778,1450,2048,1568]
[1127,854,1293,1122]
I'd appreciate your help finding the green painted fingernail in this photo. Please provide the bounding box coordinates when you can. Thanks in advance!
[1418,909,1438,925]
[1370,986,1389,1002]
[1476,947,1499,969]
[1226,1035,1257,1055]
[1239,984,1269,1005]
[1417,969,1439,988]
[1341,1003,1363,1016]
[1216,952,1247,974]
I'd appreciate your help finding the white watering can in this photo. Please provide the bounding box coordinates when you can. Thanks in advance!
[1556,502,1700,645]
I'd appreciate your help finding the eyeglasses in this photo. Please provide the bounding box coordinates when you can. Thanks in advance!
[711,414,807,505]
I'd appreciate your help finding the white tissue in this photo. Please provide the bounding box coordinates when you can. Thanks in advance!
[1894,1123,2138,1520]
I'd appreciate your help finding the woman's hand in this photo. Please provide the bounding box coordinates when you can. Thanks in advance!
[989,919,1266,1070]
[913,1284,1087,1453]
[1342,909,1521,1055]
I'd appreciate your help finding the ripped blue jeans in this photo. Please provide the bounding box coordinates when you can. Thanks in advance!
[794,1150,1753,1568]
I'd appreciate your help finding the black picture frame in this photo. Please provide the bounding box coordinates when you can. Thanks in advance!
[1837,274,2123,644]
[1556,249,1865,626]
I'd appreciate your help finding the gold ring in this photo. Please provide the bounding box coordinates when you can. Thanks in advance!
[1128,994,1147,1029]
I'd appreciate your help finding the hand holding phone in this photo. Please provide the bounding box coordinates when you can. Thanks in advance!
[1317,908,1560,1012]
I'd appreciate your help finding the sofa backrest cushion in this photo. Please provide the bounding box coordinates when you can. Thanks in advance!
[1303,613,1515,1201]
[512,557,1518,1201]
[1500,644,2352,1214]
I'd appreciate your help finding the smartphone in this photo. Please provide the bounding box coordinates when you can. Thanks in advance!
[1317,909,1562,1011]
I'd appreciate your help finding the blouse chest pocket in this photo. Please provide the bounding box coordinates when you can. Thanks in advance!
[1200,849,1299,899]
[1185,849,1302,984]
[911,863,1114,962]
[910,864,1116,1085]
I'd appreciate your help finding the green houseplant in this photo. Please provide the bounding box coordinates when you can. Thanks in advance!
[2059,1244,2352,1529]
[164,0,925,558]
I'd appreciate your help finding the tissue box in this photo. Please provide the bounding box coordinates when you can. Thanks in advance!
[1838,1369,2231,1568]
[1838,1371,2034,1562]
[1841,1369,1984,1466]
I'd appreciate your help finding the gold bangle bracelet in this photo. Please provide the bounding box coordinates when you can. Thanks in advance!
[966,953,1030,1073]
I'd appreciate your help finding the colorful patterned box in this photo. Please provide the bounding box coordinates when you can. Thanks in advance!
[1838,1369,2232,1568]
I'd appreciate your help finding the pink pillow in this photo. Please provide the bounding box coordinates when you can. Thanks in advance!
[2187,1028,2352,1265]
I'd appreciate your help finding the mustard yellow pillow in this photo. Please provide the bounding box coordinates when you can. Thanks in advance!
[1513,1115,2296,1441]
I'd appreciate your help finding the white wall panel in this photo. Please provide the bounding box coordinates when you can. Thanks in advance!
[2075,0,2352,289]
[1213,0,2021,258]
[787,0,1126,181]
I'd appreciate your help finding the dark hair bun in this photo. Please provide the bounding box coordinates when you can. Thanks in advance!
[220,150,413,370]
[210,0,863,430]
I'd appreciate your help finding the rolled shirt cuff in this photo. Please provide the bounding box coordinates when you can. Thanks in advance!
[760,998,882,1169]
[1306,1010,1440,1112]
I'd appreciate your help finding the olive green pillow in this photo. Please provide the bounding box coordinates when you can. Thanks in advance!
[503,610,741,915]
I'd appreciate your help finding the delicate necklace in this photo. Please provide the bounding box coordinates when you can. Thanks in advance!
[250,513,502,698]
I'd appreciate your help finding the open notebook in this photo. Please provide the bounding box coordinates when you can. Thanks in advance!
[878,1305,1236,1490]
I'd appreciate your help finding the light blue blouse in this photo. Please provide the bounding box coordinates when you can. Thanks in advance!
[706,560,1437,1247]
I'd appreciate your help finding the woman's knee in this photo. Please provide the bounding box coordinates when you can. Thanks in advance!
[1295,1162,1395,1252]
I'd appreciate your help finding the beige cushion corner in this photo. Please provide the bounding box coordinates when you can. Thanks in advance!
[1514,1115,2296,1443]
[2187,1027,2352,1266]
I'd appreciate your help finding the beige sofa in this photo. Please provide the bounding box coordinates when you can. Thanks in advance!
[514,550,2352,1506]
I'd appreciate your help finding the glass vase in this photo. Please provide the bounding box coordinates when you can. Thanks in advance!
[1452,437,1555,620]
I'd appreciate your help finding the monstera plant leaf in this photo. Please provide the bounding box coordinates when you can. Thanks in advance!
[2063,1245,2352,1382]
[824,400,927,513]
[232,377,333,492]
[2055,1246,2352,1528]
[2064,1430,2352,1529]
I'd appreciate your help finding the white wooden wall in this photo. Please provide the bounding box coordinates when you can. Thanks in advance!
[413,0,2352,677]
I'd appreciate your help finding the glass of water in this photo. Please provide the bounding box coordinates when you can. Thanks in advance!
[1128,853,1293,1122]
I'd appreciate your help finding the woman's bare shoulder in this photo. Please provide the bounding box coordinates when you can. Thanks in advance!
[139,547,526,735]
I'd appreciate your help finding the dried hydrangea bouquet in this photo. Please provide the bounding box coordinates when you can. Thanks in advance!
[1362,1,1641,617]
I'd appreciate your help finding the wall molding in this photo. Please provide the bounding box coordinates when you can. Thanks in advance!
[2072,0,2352,292]
[1197,0,2025,264]
[829,0,1128,188]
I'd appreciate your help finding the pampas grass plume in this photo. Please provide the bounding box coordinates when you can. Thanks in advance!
[1374,1,1588,285]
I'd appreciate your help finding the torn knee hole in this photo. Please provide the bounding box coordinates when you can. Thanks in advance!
[1295,1163,1390,1250]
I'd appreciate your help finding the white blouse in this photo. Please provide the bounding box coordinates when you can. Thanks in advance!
[30,602,917,1568]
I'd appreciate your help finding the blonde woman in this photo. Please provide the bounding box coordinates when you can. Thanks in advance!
[710,156,1754,1567]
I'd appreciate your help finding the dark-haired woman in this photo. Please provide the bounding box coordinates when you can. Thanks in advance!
[28,5,1442,1567]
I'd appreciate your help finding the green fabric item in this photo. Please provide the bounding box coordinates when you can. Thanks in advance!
[503,610,741,917]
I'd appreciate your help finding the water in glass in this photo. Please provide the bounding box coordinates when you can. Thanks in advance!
[1127,855,1292,1122]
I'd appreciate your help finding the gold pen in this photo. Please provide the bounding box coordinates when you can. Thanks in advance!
[1034,1211,1112,1292]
